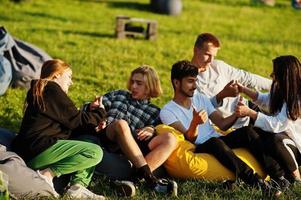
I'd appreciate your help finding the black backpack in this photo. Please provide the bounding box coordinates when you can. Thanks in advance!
[0,27,51,89]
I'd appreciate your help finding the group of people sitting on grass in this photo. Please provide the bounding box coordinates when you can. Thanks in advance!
[5,32,301,199]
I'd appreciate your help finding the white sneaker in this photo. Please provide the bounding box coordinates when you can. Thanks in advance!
[66,183,105,200]
[36,170,60,198]
[112,180,136,197]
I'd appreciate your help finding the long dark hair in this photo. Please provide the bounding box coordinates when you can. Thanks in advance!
[270,55,301,120]
[32,59,70,111]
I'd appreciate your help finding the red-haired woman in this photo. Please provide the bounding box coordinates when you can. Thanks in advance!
[12,59,106,199]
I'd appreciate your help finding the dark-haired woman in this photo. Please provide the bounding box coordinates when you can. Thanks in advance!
[12,59,106,199]
[236,55,301,184]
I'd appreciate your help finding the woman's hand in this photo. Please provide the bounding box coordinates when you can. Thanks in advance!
[95,119,107,132]
[137,126,155,141]
[90,96,104,110]
[235,96,251,117]
[235,82,246,94]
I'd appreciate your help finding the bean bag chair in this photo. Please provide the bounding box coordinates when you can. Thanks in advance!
[155,124,267,181]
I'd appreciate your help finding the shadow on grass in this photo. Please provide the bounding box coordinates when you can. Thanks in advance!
[200,0,289,9]
[22,11,69,22]
[106,1,151,12]
[200,0,251,7]
[78,0,151,12]
[28,27,154,41]
[63,30,114,38]
[0,14,14,21]
[28,27,114,39]
[0,116,21,133]
[222,33,301,48]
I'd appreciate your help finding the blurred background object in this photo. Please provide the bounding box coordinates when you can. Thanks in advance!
[150,0,182,15]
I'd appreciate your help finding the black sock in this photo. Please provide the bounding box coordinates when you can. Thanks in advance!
[137,165,157,185]
[239,171,261,187]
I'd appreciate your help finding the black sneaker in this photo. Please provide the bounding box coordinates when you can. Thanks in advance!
[152,179,178,196]
[294,177,301,183]
[256,179,280,197]
[112,180,136,197]
[222,180,236,190]
[273,176,291,191]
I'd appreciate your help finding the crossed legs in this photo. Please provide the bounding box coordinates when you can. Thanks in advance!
[105,119,177,171]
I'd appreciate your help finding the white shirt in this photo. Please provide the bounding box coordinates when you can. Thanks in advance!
[196,59,272,129]
[254,92,301,153]
[160,92,221,145]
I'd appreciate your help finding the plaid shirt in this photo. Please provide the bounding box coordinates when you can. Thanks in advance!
[103,90,161,138]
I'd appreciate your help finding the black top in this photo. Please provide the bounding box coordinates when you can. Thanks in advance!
[12,81,106,161]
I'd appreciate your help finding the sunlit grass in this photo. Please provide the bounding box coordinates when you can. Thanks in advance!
[0,0,301,199]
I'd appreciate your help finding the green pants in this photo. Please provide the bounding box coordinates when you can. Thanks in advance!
[27,140,103,187]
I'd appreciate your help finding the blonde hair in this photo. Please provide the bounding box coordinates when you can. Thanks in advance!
[32,59,70,110]
[127,65,162,98]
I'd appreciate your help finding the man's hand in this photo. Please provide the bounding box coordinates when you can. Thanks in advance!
[235,82,246,93]
[137,126,155,141]
[216,80,239,104]
[192,107,208,125]
[90,96,104,110]
[222,80,240,98]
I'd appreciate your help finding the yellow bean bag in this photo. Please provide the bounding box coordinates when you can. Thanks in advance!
[156,124,267,181]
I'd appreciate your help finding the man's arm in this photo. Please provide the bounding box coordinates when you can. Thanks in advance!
[168,121,197,142]
[209,110,238,131]
[221,60,272,91]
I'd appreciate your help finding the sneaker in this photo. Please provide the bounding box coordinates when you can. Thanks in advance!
[273,176,291,191]
[36,170,60,198]
[66,183,105,200]
[112,180,136,197]
[152,179,178,196]
[292,177,301,187]
[222,180,236,190]
[257,179,281,198]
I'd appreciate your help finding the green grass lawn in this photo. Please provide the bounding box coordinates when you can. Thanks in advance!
[1,0,301,199]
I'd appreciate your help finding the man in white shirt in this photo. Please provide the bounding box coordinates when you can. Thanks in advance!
[160,60,285,196]
[191,33,272,129]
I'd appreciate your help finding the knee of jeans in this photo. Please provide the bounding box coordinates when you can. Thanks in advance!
[87,143,103,164]
[208,137,226,147]
[207,138,232,154]
[243,126,259,138]
[269,134,284,146]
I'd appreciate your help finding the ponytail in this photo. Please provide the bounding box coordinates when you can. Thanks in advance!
[30,59,70,111]
[32,79,49,111]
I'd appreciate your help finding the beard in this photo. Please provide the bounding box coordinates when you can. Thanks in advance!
[179,87,195,97]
